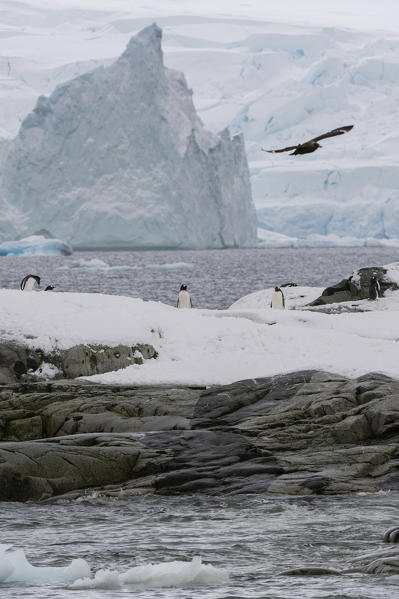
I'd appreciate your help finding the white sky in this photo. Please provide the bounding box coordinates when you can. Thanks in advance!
[25,0,399,34]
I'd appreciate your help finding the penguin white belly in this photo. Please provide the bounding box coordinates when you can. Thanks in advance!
[178,291,191,308]
[271,292,284,309]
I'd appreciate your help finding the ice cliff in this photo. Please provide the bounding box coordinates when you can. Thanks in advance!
[0,25,257,249]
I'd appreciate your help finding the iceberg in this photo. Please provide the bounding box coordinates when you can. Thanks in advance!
[0,235,73,256]
[0,25,257,250]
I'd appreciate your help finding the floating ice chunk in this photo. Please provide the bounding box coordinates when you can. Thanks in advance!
[69,557,228,590]
[120,556,229,587]
[69,258,111,269]
[63,258,138,270]
[145,262,194,270]
[0,235,73,256]
[0,546,14,582]
[69,569,122,590]
[0,545,90,584]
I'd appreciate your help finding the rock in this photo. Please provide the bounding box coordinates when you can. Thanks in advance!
[278,567,342,576]
[2,369,399,501]
[348,547,399,574]
[0,341,44,384]
[384,527,399,543]
[309,266,398,306]
[60,343,157,378]
[0,340,157,382]
[0,433,168,502]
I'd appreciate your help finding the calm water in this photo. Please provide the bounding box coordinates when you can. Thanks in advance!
[1,246,399,309]
[2,247,399,597]
[1,493,398,598]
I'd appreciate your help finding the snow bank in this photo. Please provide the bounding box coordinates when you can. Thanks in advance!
[70,556,228,589]
[0,235,72,256]
[3,271,399,386]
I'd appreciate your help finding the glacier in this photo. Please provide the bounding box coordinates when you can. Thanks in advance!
[0,1,398,245]
[0,24,257,250]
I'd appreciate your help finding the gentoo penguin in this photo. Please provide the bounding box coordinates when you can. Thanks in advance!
[177,284,192,308]
[20,274,40,291]
[45,285,56,291]
[270,286,285,309]
[369,276,381,300]
[262,125,353,156]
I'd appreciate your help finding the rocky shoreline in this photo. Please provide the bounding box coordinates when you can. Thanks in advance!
[1,369,399,502]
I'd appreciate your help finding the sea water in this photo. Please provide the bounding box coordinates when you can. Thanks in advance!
[1,247,399,597]
[0,493,398,598]
[1,246,399,309]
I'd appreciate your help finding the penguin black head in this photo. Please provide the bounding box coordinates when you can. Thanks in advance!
[45,285,56,291]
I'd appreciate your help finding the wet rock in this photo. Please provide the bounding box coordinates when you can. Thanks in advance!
[278,567,342,576]
[2,369,399,501]
[384,527,399,543]
[348,547,399,574]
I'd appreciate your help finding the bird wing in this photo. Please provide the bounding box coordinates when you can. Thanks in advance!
[261,145,298,154]
[307,125,354,144]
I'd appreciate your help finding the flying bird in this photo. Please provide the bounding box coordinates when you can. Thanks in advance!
[262,125,354,155]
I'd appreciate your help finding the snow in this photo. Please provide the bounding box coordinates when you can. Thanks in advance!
[0,24,256,250]
[0,234,72,256]
[3,266,399,386]
[0,1,399,245]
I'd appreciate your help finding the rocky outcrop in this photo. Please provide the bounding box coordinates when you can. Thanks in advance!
[0,341,157,384]
[2,370,399,501]
[309,266,398,306]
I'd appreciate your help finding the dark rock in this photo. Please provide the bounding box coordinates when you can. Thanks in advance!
[384,527,399,543]
[278,567,342,576]
[2,370,399,501]
[310,266,398,306]
[0,341,44,384]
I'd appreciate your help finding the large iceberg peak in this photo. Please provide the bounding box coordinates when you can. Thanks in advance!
[0,25,257,249]
[121,23,163,63]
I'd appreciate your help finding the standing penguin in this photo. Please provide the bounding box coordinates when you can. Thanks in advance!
[369,276,380,300]
[270,286,285,309]
[177,284,192,308]
[20,274,40,291]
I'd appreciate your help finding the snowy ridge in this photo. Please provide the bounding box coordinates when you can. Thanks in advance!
[3,272,399,385]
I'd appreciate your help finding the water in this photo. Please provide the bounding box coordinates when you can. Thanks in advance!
[1,246,399,309]
[1,493,398,597]
[2,246,399,597]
